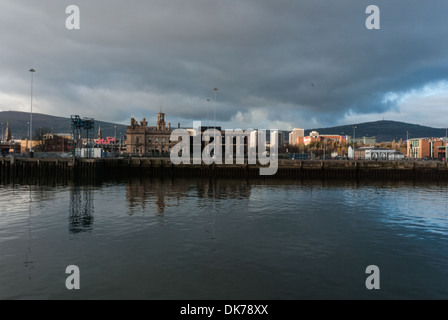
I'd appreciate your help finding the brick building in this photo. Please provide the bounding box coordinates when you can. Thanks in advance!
[303,131,347,145]
[407,138,445,160]
[43,134,73,153]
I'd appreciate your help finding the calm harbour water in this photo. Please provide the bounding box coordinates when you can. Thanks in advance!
[0,177,447,300]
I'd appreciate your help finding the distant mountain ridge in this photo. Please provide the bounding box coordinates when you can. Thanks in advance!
[305,120,447,142]
[0,111,127,140]
[1,111,446,143]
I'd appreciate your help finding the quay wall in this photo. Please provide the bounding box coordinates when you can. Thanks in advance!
[1,157,448,183]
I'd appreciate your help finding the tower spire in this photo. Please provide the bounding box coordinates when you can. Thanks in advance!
[5,121,11,142]
[157,110,166,131]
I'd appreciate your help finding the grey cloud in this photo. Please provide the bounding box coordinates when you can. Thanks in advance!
[0,0,447,129]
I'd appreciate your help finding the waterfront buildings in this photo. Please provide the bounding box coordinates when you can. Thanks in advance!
[1,142,20,156]
[126,112,180,156]
[19,140,39,154]
[303,131,347,146]
[96,137,116,145]
[288,129,347,146]
[349,136,377,146]
[288,128,304,145]
[126,113,257,159]
[365,148,405,160]
[407,137,446,160]
[42,134,73,153]
[95,136,125,153]
[348,146,405,160]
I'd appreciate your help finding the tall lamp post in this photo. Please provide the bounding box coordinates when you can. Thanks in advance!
[1,122,3,142]
[406,131,409,159]
[206,99,211,127]
[445,127,447,162]
[213,88,218,153]
[213,88,218,129]
[27,121,30,152]
[29,68,36,152]
[323,137,326,160]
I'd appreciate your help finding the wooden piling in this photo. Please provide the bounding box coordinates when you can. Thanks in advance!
[1,158,448,182]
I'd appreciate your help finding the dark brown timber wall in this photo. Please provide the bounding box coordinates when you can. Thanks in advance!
[1,158,448,183]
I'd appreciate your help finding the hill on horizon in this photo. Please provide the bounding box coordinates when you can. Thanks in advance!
[305,120,447,142]
[1,111,446,143]
[0,111,127,140]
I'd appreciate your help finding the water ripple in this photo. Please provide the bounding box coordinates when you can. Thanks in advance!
[1,179,448,299]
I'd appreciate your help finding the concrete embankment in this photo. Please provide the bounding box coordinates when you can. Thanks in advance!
[1,157,448,183]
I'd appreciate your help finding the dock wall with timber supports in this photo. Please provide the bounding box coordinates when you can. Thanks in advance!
[1,157,448,183]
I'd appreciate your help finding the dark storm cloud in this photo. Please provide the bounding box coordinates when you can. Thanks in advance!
[0,0,447,129]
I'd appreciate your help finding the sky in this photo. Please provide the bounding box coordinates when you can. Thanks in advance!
[0,0,447,130]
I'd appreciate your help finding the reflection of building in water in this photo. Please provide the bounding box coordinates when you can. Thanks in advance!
[126,178,185,214]
[155,193,165,214]
[25,189,34,279]
[126,178,252,214]
[69,186,94,233]
[195,179,252,200]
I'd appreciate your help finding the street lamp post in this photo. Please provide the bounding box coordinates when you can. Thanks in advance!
[26,121,30,152]
[1,122,3,142]
[445,127,448,163]
[206,99,211,127]
[323,138,326,160]
[340,132,345,158]
[214,88,218,129]
[29,68,35,152]
[213,88,218,154]
[406,131,409,159]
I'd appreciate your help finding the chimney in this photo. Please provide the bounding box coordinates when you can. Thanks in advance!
[178,122,180,129]
[168,122,171,130]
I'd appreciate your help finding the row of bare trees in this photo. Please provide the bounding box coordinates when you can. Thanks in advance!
[32,127,52,152]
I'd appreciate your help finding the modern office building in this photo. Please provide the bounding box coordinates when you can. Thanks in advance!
[407,138,445,159]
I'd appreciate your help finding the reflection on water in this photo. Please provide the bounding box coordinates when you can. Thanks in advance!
[125,178,253,215]
[126,178,184,215]
[24,188,34,280]
[0,177,448,299]
[69,186,94,234]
